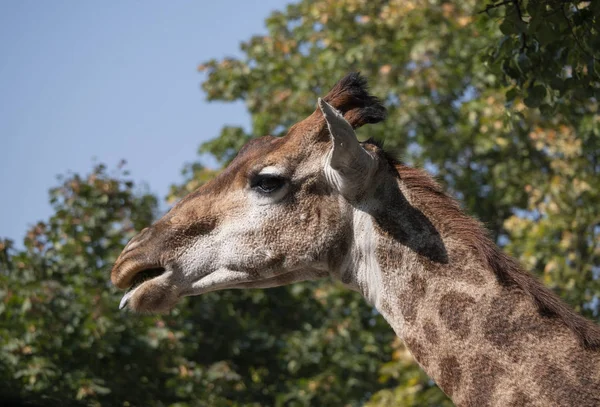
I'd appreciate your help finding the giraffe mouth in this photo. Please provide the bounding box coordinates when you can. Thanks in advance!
[119,267,166,309]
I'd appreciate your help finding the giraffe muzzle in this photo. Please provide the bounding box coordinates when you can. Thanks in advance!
[118,266,166,309]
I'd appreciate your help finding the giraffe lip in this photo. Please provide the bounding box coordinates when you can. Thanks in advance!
[127,267,166,291]
[119,289,136,310]
[119,267,166,310]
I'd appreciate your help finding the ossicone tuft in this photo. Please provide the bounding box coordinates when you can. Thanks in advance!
[322,72,387,128]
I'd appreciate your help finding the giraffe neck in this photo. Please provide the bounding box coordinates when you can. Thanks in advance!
[338,168,600,406]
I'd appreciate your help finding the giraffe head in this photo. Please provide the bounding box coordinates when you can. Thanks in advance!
[111,73,388,313]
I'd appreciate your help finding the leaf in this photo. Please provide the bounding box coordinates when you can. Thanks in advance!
[549,77,565,93]
[505,87,519,102]
[516,53,532,73]
[499,18,520,35]
[539,104,554,116]
[524,85,547,108]
[535,24,559,46]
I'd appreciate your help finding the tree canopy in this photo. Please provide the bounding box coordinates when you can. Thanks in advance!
[2,1,599,406]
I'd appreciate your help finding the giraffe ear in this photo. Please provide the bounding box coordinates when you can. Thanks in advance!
[318,98,377,199]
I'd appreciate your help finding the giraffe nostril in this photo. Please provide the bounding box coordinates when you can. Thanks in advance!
[122,227,152,254]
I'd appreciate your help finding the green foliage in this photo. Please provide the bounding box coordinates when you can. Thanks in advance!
[481,0,600,111]
[0,164,162,405]
[2,0,599,406]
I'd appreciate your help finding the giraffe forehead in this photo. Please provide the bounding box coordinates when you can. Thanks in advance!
[228,136,311,175]
[170,135,326,218]
[233,135,328,183]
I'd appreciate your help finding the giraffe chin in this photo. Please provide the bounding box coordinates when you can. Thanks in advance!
[119,276,179,314]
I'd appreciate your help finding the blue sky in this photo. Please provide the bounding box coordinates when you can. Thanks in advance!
[0,0,289,243]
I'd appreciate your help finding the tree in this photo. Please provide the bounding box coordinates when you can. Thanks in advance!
[482,0,600,111]
[0,163,167,406]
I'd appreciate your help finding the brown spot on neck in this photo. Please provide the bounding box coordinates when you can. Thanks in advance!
[409,273,427,295]
[483,290,553,350]
[438,292,476,339]
[437,356,462,398]
[466,354,505,406]
[395,273,429,324]
[508,391,532,406]
[404,336,429,368]
[537,360,600,407]
[422,319,440,345]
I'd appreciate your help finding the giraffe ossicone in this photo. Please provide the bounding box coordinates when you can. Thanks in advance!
[112,73,600,406]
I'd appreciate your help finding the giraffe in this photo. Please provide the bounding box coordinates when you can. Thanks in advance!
[111,73,600,406]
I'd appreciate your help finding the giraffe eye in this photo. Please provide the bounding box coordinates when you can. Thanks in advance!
[251,175,286,194]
